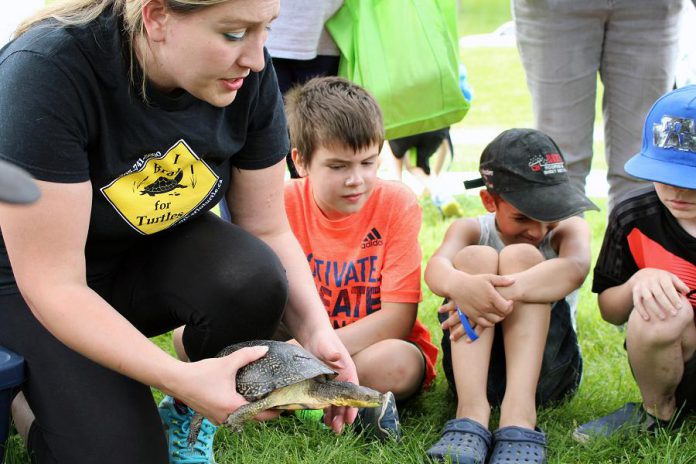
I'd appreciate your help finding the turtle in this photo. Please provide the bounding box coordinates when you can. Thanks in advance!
[187,340,385,446]
[140,169,187,196]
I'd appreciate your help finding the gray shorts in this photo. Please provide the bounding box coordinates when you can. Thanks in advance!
[440,298,582,407]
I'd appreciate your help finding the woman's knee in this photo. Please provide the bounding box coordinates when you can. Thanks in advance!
[179,224,289,358]
[200,233,289,322]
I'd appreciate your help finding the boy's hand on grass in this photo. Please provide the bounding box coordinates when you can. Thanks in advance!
[629,268,689,321]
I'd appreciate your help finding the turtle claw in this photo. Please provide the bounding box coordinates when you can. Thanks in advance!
[187,413,205,449]
[223,411,248,432]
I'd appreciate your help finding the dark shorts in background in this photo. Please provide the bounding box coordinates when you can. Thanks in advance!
[439,298,583,407]
[388,128,452,175]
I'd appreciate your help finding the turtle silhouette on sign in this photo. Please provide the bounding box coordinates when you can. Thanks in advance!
[140,169,187,196]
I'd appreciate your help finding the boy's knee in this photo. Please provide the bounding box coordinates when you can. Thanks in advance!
[453,245,498,273]
[499,244,544,273]
[627,303,694,348]
[356,339,423,395]
[385,354,422,392]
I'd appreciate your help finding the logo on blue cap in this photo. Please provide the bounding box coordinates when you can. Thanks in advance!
[653,116,696,153]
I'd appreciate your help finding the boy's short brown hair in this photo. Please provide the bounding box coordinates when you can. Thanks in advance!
[284,76,384,166]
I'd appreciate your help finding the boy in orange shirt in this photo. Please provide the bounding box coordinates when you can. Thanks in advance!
[283,77,438,440]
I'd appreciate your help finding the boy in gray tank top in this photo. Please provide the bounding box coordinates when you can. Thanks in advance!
[424,129,598,464]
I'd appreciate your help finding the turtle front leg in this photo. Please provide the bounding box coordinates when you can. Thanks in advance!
[188,397,273,447]
[187,413,206,449]
[223,399,270,431]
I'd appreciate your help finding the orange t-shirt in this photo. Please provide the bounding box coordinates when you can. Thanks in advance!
[284,178,437,388]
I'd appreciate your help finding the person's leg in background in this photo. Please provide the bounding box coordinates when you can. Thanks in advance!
[272,56,340,180]
[386,129,459,209]
[430,136,452,180]
[421,128,461,216]
[514,0,606,198]
[601,0,683,209]
[385,137,408,183]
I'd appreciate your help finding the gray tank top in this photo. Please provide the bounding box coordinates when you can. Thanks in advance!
[477,213,579,325]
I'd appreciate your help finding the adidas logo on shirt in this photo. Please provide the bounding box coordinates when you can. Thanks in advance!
[361,227,383,249]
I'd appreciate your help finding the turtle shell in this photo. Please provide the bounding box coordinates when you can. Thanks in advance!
[217,340,337,401]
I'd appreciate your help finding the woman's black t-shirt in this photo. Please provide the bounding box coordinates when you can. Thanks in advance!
[0,11,289,291]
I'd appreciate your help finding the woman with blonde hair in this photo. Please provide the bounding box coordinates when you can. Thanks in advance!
[0,1,358,462]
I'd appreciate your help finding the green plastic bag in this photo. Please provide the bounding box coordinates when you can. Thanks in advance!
[326,0,469,140]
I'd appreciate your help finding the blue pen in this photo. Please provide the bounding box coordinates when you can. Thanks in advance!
[455,305,479,341]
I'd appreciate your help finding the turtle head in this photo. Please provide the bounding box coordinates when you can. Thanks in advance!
[316,380,383,408]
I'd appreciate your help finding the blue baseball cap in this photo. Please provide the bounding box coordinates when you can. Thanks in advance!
[625,85,696,189]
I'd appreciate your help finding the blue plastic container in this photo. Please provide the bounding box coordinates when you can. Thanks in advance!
[0,346,24,463]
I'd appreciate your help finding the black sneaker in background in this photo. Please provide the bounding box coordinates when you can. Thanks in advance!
[572,402,672,443]
[355,391,402,442]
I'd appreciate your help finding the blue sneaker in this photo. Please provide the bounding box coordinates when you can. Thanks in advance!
[158,395,217,464]
[355,391,402,441]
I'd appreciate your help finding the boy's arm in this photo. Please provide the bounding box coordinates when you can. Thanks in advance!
[597,282,635,325]
[333,302,416,356]
[598,269,689,325]
[424,218,513,328]
[496,216,591,303]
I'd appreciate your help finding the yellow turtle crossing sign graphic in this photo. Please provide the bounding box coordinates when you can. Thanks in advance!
[101,140,221,235]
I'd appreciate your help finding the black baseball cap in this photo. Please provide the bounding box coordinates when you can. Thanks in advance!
[0,158,40,204]
[464,129,598,222]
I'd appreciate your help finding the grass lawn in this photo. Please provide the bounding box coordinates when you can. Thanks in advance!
[3,1,692,463]
[457,0,511,36]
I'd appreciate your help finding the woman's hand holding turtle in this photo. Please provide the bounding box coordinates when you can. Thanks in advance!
[169,345,279,425]
[301,329,359,433]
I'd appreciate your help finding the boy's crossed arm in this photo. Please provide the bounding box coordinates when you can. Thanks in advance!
[425,218,514,331]
[496,217,592,304]
[429,217,592,342]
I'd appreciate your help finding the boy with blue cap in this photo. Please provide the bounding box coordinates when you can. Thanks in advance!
[574,85,696,442]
